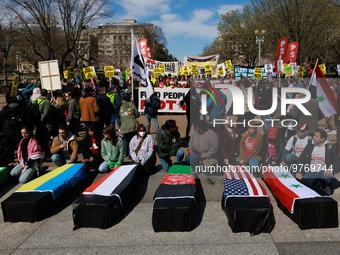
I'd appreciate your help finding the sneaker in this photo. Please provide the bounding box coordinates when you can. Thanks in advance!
[323,186,332,195]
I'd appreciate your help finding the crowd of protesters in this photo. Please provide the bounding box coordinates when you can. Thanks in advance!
[0,72,340,195]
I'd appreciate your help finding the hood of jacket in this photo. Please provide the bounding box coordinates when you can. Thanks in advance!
[122,100,133,108]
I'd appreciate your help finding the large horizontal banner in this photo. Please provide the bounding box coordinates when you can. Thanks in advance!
[139,88,189,113]
[185,55,219,67]
[234,65,268,79]
[144,57,178,75]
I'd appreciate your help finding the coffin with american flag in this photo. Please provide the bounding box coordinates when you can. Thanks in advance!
[263,166,338,229]
[152,164,197,232]
[73,164,141,229]
[1,164,87,222]
[222,165,274,235]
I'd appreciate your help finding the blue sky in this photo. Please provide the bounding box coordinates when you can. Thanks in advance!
[107,0,250,62]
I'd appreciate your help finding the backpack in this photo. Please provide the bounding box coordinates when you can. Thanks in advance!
[155,129,165,141]
[151,94,161,110]
[7,113,22,130]
[30,103,41,124]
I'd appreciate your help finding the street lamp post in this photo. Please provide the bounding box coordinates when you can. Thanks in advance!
[255,29,265,66]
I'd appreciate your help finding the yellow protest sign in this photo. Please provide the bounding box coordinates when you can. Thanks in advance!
[225,60,233,70]
[191,65,198,75]
[151,76,157,84]
[78,59,86,81]
[319,64,326,74]
[254,67,262,80]
[154,68,161,78]
[83,66,95,80]
[284,65,293,77]
[178,67,182,76]
[104,66,114,78]
[217,66,224,76]
[67,66,75,80]
[283,64,289,73]
[159,64,165,73]
[125,69,131,77]
[182,66,190,75]
[297,67,305,78]
[10,75,19,98]
[205,64,212,75]
[63,71,68,80]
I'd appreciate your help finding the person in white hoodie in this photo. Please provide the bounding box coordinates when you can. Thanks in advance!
[129,124,157,174]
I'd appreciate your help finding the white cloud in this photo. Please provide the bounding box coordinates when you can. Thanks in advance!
[114,0,170,20]
[152,9,218,39]
[217,4,243,15]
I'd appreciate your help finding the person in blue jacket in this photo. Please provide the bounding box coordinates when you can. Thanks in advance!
[206,88,227,122]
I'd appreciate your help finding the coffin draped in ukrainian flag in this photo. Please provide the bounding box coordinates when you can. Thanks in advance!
[152,164,197,232]
[222,165,274,235]
[0,167,9,186]
[73,164,141,229]
[263,166,338,229]
[1,164,87,222]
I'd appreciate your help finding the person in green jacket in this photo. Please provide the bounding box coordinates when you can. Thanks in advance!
[98,125,125,172]
[157,120,184,171]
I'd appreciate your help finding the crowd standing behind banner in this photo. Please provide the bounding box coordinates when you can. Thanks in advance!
[0,72,340,195]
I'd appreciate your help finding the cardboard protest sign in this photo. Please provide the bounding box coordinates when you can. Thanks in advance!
[154,68,161,78]
[277,60,283,74]
[63,71,68,79]
[254,67,263,80]
[284,65,293,77]
[67,66,75,80]
[205,64,212,75]
[319,64,326,74]
[39,60,61,90]
[191,65,198,75]
[104,66,114,78]
[297,67,305,78]
[265,64,273,77]
[225,60,233,70]
[10,75,19,98]
[182,66,190,75]
[83,66,95,80]
[159,63,165,73]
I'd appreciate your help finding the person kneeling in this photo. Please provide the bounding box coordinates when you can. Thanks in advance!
[130,124,157,174]
[9,126,44,183]
[81,124,103,171]
[99,126,125,172]
[50,125,78,167]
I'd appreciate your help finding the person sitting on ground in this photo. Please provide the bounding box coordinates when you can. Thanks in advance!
[129,124,157,174]
[50,125,78,167]
[157,120,184,172]
[240,121,263,168]
[296,129,340,194]
[99,125,125,172]
[81,124,103,171]
[262,126,284,166]
[216,114,240,165]
[9,126,44,183]
[280,123,312,167]
[185,120,219,168]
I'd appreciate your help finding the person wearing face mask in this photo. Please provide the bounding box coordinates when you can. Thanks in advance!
[184,120,219,168]
[129,124,157,174]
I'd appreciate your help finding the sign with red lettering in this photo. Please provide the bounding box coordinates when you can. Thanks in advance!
[286,42,299,64]
[138,88,189,113]
[275,37,288,73]
[138,39,148,58]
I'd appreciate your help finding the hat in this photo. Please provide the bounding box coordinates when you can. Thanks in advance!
[247,120,258,128]
[267,126,278,139]
[298,123,309,131]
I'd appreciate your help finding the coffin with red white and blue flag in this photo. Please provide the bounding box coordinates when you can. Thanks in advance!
[222,165,274,235]
[263,166,338,229]
[152,164,197,232]
[73,164,141,229]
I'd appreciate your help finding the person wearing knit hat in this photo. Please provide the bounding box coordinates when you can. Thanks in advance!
[280,123,312,167]
[262,126,284,166]
[239,121,263,168]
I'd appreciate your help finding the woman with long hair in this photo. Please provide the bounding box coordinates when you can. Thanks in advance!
[82,124,103,171]
[9,126,44,183]
[98,126,125,172]
[130,124,157,174]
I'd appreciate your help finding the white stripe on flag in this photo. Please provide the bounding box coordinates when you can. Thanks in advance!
[91,165,135,196]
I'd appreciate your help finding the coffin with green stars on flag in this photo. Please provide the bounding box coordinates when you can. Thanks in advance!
[263,166,338,229]
[0,167,9,186]
[73,164,141,229]
[152,164,197,232]
[222,165,274,235]
[1,164,87,222]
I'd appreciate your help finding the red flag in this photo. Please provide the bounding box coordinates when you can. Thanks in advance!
[286,42,299,64]
[138,39,147,58]
[147,45,152,59]
[275,37,288,73]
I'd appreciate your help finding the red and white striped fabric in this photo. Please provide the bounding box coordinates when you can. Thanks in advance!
[224,165,268,197]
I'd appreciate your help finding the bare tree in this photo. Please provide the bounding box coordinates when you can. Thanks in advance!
[1,0,112,72]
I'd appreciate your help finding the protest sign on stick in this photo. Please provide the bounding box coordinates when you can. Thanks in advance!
[39,60,61,91]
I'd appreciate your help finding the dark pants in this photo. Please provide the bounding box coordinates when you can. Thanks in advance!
[142,156,157,175]
[36,123,52,158]
[123,131,136,157]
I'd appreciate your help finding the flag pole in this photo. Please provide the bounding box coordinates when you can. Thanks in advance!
[131,29,134,103]
[307,59,319,90]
